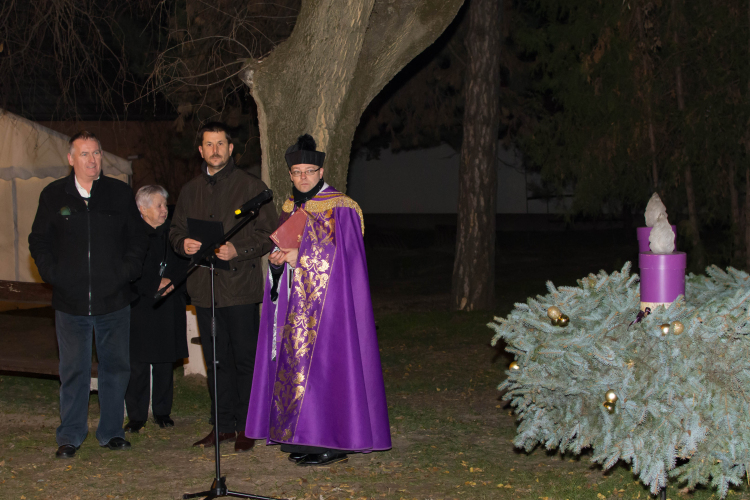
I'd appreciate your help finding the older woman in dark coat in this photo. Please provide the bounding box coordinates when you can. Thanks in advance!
[124,185,189,432]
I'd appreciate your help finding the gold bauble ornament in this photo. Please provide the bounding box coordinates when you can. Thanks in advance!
[509,361,520,370]
[660,323,670,335]
[557,314,570,327]
[551,317,560,326]
[672,321,684,335]
[603,401,615,413]
[605,389,618,403]
[547,306,562,320]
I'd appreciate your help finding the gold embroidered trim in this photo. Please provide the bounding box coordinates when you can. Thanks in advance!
[269,214,335,442]
[282,195,364,235]
[308,197,364,235]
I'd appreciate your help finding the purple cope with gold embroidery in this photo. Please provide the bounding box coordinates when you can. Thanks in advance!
[245,186,391,452]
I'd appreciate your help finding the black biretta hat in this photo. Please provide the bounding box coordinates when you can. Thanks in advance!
[285,134,326,168]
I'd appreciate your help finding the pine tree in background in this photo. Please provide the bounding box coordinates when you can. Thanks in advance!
[490,263,750,497]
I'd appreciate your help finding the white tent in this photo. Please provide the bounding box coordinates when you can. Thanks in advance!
[0,109,132,282]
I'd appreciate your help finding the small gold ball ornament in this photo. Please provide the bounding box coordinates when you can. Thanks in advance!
[660,323,670,335]
[672,321,684,335]
[605,389,618,403]
[551,317,560,326]
[603,401,615,413]
[557,314,570,327]
[547,306,562,320]
[509,361,520,370]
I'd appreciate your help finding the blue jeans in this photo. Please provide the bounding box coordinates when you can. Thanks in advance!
[55,306,131,446]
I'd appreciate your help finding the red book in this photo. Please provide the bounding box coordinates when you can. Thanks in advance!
[270,208,309,248]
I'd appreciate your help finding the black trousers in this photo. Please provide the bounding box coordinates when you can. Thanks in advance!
[125,361,175,421]
[196,304,259,434]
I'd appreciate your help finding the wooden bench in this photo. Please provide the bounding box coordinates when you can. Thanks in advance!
[0,280,98,377]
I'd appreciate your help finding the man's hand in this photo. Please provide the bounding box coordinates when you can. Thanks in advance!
[268,248,299,268]
[215,241,238,261]
[158,278,174,295]
[184,238,202,255]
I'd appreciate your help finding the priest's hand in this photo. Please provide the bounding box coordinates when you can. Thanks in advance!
[215,242,238,261]
[279,248,298,268]
[269,249,286,266]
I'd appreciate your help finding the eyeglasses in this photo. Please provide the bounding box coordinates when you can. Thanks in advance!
[290,167,321,178]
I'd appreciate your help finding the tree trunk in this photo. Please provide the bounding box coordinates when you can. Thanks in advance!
[634,4,659,192]
[241,0,465,212]
[745,164,750,271]
[726,160,743,266]
[745,0,750,272]
[671,0,703,268]
[451,0,502,311]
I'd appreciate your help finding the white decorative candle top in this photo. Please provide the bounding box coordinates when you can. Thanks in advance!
[645,192,667,227]
[649,213,675,254]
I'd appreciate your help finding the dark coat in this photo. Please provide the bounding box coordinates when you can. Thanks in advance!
[130,219,189,363]
[169,159,277,308]
[28,173,147,316]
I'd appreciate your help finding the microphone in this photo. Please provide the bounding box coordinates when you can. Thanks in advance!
[235,189,273,217]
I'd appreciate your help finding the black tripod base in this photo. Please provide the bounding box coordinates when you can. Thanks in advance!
[183,476,280,500]
[184,476,226,499]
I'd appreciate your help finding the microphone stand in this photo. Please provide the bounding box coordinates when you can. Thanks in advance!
[161,203,280,500]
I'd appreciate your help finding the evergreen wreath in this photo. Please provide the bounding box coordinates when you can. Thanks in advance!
[490,263,750,497]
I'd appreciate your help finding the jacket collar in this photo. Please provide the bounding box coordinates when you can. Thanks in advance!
[202,157,236,185]
[143,218,170,237]
[64,172,101,200]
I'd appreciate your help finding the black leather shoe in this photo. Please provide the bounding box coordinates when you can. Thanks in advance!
[124,420,146,433]
[154,415,174,428]
[101,437,131,451]
[55,444,79,459]
[288,453,307,463]
[298,451,348,467]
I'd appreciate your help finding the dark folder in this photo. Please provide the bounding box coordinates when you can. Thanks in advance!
[187,218,230,270]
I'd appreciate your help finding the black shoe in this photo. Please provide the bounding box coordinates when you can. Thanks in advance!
[298,451,348,467]
[124,420,146,433]
[100,437,131,451]
[55,444,79,459]
[288,452,307,463]
[154,415,174,428]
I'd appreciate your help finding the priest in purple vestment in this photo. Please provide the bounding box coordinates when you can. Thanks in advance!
[245,134,391,466]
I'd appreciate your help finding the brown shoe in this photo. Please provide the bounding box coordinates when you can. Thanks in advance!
[192,429,236,447]
[234,432,255,453]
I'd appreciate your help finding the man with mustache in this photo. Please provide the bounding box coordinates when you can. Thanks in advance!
[170,122,277,452]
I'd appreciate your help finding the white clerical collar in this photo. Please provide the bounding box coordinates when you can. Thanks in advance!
[74,174,100,198]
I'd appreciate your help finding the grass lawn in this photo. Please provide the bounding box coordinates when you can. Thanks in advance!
[0,229,744,499]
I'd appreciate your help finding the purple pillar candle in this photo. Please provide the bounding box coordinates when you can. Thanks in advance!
[637,226,677,253]
[639,252,686,310]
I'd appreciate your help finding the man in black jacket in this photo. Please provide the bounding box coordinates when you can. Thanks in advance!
[170,122,276,452]
[29,131,148,459]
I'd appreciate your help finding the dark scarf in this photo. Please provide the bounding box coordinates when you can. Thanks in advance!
[202,157,236,186]
[292,178,325,207]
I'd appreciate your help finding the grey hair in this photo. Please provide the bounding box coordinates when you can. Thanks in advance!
[68,130,102,155]
[135,185,169,209]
